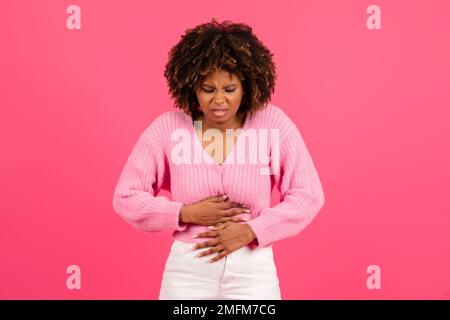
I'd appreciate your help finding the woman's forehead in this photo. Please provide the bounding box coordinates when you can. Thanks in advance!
[201,69,240,83]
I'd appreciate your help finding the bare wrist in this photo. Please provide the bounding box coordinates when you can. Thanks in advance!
[244,224,256,241]
[180,205,192,224]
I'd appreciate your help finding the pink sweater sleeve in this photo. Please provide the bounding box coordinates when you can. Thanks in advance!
[246,124,325,248]
[112,128,188,233]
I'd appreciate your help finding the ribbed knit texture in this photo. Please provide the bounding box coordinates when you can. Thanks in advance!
[112,104,325,248]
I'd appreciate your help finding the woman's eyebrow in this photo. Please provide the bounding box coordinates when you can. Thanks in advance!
[201,83,237,87]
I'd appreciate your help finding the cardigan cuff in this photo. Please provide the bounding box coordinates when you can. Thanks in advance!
[162,200,188,232]
[246,218,272,248]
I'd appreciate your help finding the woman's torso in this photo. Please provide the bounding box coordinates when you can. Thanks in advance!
[158,104,288,243]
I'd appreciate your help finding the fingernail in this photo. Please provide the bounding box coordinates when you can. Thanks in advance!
[244,209,251,213]
[222,195,228,199]
[192,234,198,238]
[208,226,215,230]
[191,245,197,250]
[243,218,249,221]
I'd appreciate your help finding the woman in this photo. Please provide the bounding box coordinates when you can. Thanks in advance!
[112,18,325,300]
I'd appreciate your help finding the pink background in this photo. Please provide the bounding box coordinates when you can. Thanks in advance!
[1,0,449,299]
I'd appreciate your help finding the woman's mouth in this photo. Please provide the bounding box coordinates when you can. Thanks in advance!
[210,107,228,118]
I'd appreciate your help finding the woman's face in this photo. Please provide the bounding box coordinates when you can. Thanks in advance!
[194,69,244,126]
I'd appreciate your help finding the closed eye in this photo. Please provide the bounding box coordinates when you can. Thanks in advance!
[202,88,236,93]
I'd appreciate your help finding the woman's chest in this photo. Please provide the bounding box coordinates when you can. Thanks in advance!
[168,163,272,209]
[166,128,276,207]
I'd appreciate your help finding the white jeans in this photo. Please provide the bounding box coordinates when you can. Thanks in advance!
[158,239,282,300]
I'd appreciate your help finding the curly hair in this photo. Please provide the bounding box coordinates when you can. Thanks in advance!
[164,18,277,119]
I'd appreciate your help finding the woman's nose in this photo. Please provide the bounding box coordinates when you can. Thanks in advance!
[213,92,226,103]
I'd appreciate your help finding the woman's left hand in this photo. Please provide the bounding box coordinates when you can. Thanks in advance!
[192,222,256,262]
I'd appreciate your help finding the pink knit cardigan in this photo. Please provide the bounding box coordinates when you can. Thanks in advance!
[112,104,325,248]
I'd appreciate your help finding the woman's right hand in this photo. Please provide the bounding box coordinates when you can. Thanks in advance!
[179,195,250,226]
